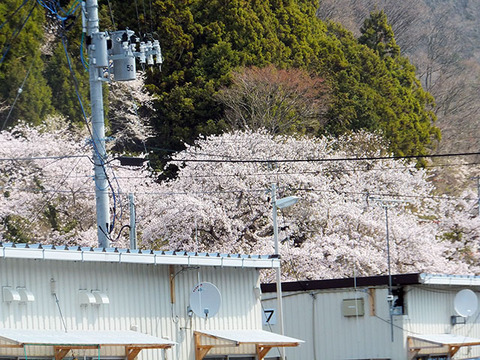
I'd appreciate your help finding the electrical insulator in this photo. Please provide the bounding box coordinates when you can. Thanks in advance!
[81,1,86,33]
[153,40,163,65]
[146,41,154,65]
[139,42,146,64]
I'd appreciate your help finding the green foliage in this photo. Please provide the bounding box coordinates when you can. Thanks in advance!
[1,214,34,243]
[44,202,78,234]
[358,9,400,59]
[323,18,440,158]
[107,0,437,164]
[110,0,344,158]
[1,0,440,165]
[0,0,53,128]
[45,2,113,126]
[45,34,90,125]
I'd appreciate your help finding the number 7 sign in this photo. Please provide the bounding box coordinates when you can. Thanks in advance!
[263,308,277,325]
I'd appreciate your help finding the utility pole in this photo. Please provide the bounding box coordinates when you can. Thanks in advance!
[477,177,480,218]
[371,197,406,343]
[83,0,162,248]
[129,193,137,249]
[85,0,110,248]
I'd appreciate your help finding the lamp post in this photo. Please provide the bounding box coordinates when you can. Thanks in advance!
[271,184,299,360]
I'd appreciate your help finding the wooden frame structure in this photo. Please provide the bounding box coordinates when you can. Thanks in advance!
[0,343,173,360]
[408,334,480,360]
[0,330,175,360]
[194,330,302,360]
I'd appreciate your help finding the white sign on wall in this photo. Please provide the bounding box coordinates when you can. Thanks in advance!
[263,308,277,325]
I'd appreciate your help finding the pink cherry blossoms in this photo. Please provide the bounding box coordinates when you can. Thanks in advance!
[0,121,479,280]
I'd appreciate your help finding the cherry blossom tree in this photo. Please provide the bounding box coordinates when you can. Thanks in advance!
[1,122,479,280]
[108,72,156,152]
[0,116,156,247]
[138,130,479,280]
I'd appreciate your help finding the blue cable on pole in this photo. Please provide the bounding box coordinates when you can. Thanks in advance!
[80,31,89,70]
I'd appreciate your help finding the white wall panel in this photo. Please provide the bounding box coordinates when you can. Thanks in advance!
[264,283,480,360]
[0,257,264,360]
[404,286,480,359]
[264,287,406,360]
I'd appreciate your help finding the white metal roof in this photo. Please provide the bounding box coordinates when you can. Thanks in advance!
[419,273,480,286]
[195,329,304,345]
[409,334,480,348]
[0,242,279,269]
[0,329,175,347]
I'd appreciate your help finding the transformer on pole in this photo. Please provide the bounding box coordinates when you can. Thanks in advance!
[83,0,162,248]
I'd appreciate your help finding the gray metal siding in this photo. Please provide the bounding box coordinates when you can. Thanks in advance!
[264,283,480,360]
[404,286,480,359]
[264,287,406,360]
[0,258,263,360]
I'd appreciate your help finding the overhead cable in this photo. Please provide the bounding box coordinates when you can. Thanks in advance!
[1,59,35,130]
[0,1,37,66]
[173,151,480,164]
[0,0,32,31]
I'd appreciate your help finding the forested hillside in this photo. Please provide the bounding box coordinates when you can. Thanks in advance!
[1,0,439,162]
[2,0,479,280]
[318,0,480,156]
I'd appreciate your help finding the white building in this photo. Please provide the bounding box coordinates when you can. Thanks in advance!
[0,242,302,360]
[261,273,480,360]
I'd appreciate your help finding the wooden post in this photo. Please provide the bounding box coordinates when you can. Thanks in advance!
[368,288,376,316]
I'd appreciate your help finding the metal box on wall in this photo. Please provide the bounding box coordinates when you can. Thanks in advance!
[342,298,365,317]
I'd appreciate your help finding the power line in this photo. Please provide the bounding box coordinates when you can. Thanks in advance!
[1,59,35,130]
[0,0,32,31]
[172,151,480,164]
[0,0,37,66]
[28,156,86,226]
[2,184,469,202]
[105,0,116,30]
[0,154,89,161]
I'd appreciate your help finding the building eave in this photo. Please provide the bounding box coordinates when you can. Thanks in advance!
[261,272,480,293]
[0,242,280,269]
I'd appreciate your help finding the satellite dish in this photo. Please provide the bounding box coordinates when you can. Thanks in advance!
[454,289,478,317]
[190,282,222,319]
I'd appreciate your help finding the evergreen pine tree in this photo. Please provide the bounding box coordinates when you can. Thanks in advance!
[0,0,53,128]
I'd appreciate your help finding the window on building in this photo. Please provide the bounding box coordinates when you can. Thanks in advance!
[392,286,405,315]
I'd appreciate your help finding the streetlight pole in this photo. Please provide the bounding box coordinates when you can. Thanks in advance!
[271,184,299,360]
[271,184,283,339]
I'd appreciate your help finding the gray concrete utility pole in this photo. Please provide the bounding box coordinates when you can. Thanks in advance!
[86,0,110,248]
[84,0,162,248]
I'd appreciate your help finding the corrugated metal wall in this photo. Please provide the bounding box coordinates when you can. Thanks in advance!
[263,287,405,360]
[263,284,480,360]
[0,257,263,360]
[404,286,480,359]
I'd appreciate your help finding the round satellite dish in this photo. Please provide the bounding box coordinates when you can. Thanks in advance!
[454,289,478,317]
[190,282,222,319]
